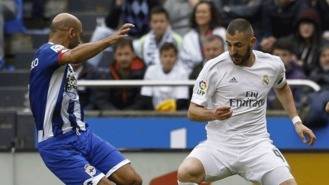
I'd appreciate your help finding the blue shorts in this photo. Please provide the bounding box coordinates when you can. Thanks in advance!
[37,129,130,185]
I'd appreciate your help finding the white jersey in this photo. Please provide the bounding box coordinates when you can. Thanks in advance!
[141,63,189,108]
[191,50,286,146]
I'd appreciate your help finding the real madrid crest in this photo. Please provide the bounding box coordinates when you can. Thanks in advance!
[262,75,270,86]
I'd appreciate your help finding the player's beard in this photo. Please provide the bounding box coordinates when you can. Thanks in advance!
[231,46,252,66]
[68,36,80,49]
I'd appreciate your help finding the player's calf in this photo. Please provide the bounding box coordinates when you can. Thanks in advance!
[177,157,205,184]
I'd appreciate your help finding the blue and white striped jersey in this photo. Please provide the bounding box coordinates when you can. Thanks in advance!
[29,42,87,142]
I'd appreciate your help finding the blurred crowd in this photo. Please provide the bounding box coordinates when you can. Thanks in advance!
[1,0,329,124]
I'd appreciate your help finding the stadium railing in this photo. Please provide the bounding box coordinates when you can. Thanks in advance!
[78,79,321,91]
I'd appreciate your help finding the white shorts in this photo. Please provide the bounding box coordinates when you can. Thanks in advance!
[187,140,293,184]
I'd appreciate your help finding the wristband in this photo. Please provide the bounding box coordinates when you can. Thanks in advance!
[292,116,302,125]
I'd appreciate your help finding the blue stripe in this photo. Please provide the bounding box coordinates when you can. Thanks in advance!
[51,66,67,136]
[30,43,60,131]
[68,100,79,129]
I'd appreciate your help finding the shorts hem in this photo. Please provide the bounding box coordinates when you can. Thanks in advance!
[260,166,294,185]
[93,173,106,185]
[105,159,131,177]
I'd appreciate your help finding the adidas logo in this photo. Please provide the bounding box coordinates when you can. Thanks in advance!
[229,77,238,83]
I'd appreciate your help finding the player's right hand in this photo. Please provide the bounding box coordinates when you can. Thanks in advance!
[212,106,232,120]
[107,23,135,44]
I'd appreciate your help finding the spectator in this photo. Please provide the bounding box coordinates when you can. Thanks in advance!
[259,0,308,52]
[189,34,225,80]
[302,90,329,128]
[272,39,306,79]
[88,0,161,67]
[71,62,101,110]
[282,8,322,75]
[4,0,25,33]
[309,44,329,89]
[87,18,115,67]
[31,0,48,28]
[0,0,16,70]
[302,45,329,128]
[163,0,200,36]
[117,0,161,37]
[138,43,189,111]
[307,0,329,32]
[180,0,226,73]
[269,38,306,109]
[95,38,146,110]
[133,6,182,66]
[215,0,263,40]
[87,0,120,67]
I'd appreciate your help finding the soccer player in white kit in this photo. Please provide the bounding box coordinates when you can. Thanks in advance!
[177,18,316,185]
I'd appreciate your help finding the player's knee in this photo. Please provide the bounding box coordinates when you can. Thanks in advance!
[177,159,204,183]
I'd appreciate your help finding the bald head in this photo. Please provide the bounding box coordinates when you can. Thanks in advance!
[50,13,82,34]
[227,18,254,36]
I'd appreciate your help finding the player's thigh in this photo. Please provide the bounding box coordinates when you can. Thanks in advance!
[38,145,105,185]
[178,142,233,182]
[242,141,291,184]
[261,166,295,185]
[87,133,141,183]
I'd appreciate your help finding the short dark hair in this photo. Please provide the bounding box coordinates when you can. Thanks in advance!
[202,35,224,47]
[320,44,329,54]
[226,18,254,35]
[190,1,220,30]
[113,38,134,53]
[150,6,170,21]
[159,42,178,55]
[272,38,296,54]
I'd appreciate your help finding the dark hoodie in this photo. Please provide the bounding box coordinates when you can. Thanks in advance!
[283,8,322,75]
[94,57,146,110]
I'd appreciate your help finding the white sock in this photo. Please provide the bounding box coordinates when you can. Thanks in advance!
[177,180,198,185]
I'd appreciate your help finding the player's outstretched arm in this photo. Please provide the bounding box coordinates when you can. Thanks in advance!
[59,23,134,65]
[325,101,329,113]
[274,83,316,145]
[187,102,232,122]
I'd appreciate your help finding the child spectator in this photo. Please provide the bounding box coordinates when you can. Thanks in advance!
[138,42,189,111]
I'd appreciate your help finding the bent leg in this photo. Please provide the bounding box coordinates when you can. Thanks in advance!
[177,141,233,184]
[87,132,141,185]
[177,157,205,184]
[38,144,106,185]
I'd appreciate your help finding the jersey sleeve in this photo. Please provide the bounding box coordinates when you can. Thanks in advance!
[273,59,287,89]
[49,44,68,66]
[191,64,218,106]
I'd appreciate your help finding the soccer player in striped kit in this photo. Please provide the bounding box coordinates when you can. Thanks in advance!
[29,13,141,185]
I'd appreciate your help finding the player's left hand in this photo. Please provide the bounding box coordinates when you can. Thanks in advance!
[294,122,316,145]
